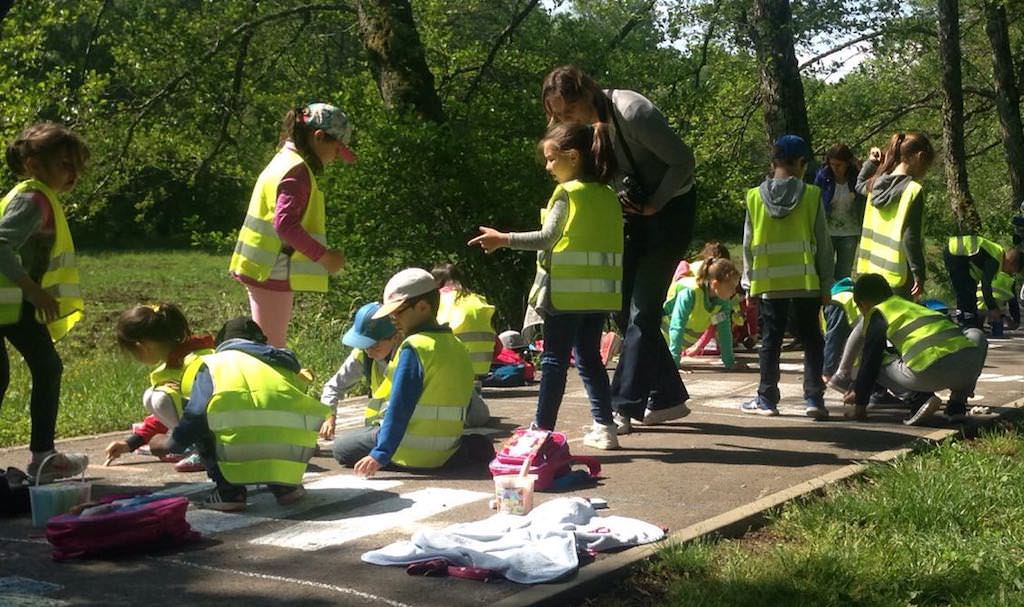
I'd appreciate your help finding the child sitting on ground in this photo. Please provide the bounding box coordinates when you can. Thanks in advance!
[104,304,215,471]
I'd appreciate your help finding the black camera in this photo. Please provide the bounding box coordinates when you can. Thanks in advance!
[619,174,650,212]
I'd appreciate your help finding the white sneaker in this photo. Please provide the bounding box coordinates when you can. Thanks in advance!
[903,396,942,426]
[582,422,619,450]
[640,402,691,425]
[27,452,89,484]
[613,412,632,435]
[827,373,853,393]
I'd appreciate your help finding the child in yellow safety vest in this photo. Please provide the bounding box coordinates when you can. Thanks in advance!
[469,122,623,449]
[842,274,987,425]
[663,258,741,368]
[333,269,494,477]
[740,135,834,419]
[1,123,90,484]
[942,234,1021,329]
[975,271,1020,330]
[228,103,353,347]
[104,304,215,471]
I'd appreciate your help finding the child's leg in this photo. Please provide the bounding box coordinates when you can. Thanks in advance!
[823,305,850,378]
[3,303,63,455]
[245,285,294,348]
[943,249,980,327]
[793,298,825,400]
[332,426,380,466]
[534,313,577,430]
[0,336,8,405]
[756,298,789,407]
[573,313,614,426]
[142,388,180,429]
[947,328,988,411]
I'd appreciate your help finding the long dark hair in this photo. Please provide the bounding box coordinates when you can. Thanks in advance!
[825,143,855,185]
[869,132,934,192]
[541,65,612,124]
[279,107,323,174]
[432,262,469,301]
[6,122,90,177]
[540,122,618,183]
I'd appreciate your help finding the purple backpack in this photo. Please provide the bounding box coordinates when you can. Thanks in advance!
[46,492,198,561]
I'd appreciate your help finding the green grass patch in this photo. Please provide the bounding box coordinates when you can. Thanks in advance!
[0,250,353,449]
[587,422,1024,607]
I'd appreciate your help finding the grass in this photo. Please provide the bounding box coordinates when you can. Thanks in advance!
[586,422,1024,607]
[0,249,352,449]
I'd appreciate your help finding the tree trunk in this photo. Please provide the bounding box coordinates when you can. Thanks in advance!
[984,1,1024,208]
[937,0,982,233]
[748,0,812,150]
[354,0,444,123]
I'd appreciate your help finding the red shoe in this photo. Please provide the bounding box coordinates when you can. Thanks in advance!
[174,453,205,472]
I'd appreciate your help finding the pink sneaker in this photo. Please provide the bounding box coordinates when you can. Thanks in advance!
[174,453,205,473]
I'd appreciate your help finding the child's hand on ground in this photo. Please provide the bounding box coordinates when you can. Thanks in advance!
[319,249,345,274]
[354,455,382,478]
[319,415,336,440]
[468,227,510,254]
[843,390,857,406]
[104,440,131,465]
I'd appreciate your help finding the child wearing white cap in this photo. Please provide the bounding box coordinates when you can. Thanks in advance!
[333,268,492,477]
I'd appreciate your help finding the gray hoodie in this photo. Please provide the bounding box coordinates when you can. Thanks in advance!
[856,165,926,288]
[742,177,834,299]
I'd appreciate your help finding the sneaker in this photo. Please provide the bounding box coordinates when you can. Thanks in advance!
[804,400,830,420]
[868,390,902,407]
[582,422,620,450]
[741,400,779,417]
[944,402,969,423]
[640,402,691,425]
[903,396,942,426]
[201,489,247,512]
[612,412,632,435]
[274,485,307,506]
[174,452,205,473]
[27,452,89,485]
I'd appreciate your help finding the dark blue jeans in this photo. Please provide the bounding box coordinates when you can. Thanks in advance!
[943,249,981,327]
[822,303,850,377]
[535,312,614,430]
[611,190,695,419]
[0,301,63,453]
[757,297,825,406]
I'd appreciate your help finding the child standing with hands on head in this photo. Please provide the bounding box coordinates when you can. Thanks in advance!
[229,103,354,347]
[1,123,89,483]
[104,304,215,470]
[469,122,623,449]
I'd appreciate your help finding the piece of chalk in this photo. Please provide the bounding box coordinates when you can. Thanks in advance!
[588,497,608,509]
[104,457,114,467]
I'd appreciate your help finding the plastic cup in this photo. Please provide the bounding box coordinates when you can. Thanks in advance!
[493,474,537,515]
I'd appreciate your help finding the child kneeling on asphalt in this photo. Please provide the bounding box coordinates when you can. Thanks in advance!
[332,269,493,477]
[842,274,988,425]
[148,317,329,511]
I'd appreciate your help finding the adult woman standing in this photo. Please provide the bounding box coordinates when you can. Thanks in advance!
[813,144,864,279]
[541,65,697,432]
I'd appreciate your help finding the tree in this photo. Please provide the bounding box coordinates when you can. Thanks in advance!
[746,0,812,149]
[354,0,445,123]
[937,0,982,232]
[983,0,1024,208]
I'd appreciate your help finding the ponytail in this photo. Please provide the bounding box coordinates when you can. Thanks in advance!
[699,241,731,261]
[116,303,191,351]
[698,257,739,288]
[868,131,934,193]
[6,122,90,177]
[279,107,323,174]
[540,121,618,184]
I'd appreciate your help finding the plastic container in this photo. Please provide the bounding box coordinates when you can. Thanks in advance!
[493,473,537,515]
[30,454,91,527]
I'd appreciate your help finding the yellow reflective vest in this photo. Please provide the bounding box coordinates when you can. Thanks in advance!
[183,349,330,486]
[373,330,473,469]
[856,182,921,288]
[358,349,390,426]
[149,347,215,418]
[871,296,975,373]
[438,290,495,377]
[746,184,821,295]
[228,147,328,292]
[662,277,730,349]
[832,290,859,326]
[0,180,83,341]
[948,235,1005,283]
[977,272,1016,311]
[531,180,623,313]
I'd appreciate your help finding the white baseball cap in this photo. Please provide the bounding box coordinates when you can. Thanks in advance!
[498,330,528,350]
[373,268,439,319]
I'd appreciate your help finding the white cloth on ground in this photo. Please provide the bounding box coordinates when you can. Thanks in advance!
[361,497,664,584]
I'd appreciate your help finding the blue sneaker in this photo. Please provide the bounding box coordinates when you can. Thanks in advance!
[804,399,830,420]
[741,400,779,416]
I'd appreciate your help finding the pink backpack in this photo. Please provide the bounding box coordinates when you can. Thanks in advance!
[489,428,601,491]
[46,492,198,561]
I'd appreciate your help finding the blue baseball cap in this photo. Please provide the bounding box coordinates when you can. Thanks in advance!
[342,302,396,350]
[773,134,810,161]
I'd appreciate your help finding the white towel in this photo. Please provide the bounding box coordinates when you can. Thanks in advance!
[361,497,664,584]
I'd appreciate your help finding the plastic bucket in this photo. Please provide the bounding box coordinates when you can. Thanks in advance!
[493,474,536,515]
[29,454,91,527]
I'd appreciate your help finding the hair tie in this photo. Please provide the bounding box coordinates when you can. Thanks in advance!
[146,304,161,312]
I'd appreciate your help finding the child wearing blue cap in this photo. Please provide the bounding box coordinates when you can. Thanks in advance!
[319,302,402,439]
[741,134,834,419]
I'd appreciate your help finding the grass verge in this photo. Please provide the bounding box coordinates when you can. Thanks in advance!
[586,421,1024,607]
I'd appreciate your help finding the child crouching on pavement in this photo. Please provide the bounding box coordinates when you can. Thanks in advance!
[332,268,494,477]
